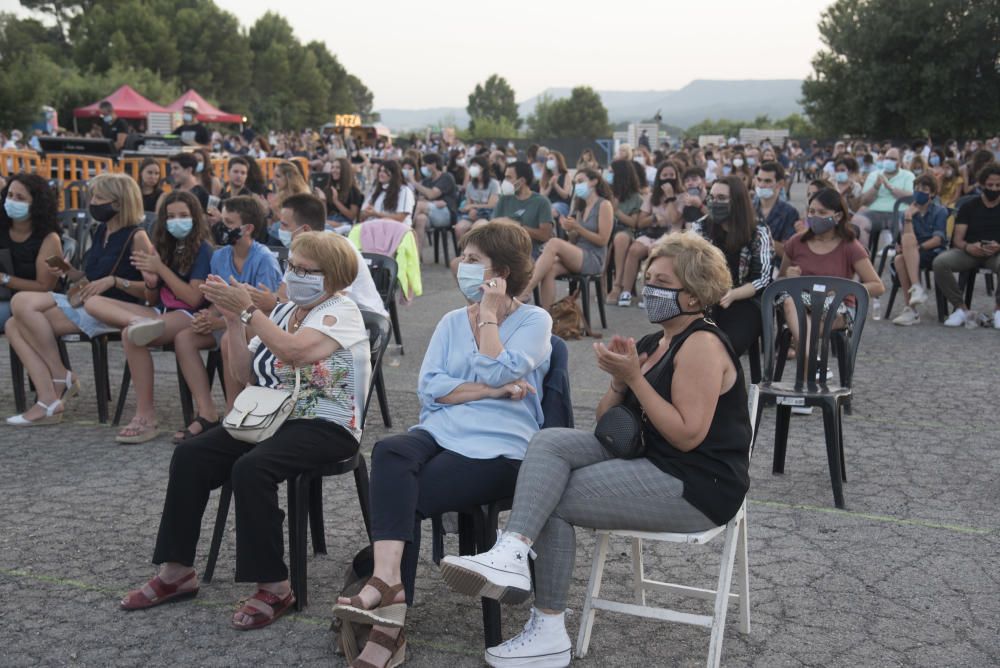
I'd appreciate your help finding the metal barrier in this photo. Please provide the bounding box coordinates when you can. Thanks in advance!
[0,150,46,177]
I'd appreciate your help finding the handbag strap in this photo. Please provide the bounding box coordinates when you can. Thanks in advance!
[290,366,301,404]
[107,226,140,278]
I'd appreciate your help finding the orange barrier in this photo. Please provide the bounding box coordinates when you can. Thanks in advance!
[45,155,115,211]
[118,156,170,183]
[0,150,46,177]
[211,158,230,181]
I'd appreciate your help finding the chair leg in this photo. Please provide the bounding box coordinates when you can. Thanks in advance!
[354,455,372,540]
[821,402,846,508]
[575,531,610,658]
[986,272,995,297]
[93,338,109,424]
[176,357,195,427]
[772,405,792,474]
[388,301,403,354]
[837,402,847,482]
[112,364,131,427]
[935,283,948,323]
[630,537,645,605]
[308,476,326,555]
[479,506,502,648]
[884,281,899,320]
[579,278,592,331]
[736,511,751,634]
[10,346,27,413]
[707,520,741,668]
[747,337,762,385]
[203,484,233,584]
[288,475,310,610]
[375,366,392,428]
[593,276,607,328]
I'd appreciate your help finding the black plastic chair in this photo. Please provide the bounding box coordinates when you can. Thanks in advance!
[429,224,459,265]
[362,252,404,355]
[758,277,870,509]
[202,311,391,610]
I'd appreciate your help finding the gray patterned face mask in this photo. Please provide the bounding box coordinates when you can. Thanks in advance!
[642,285,700,323]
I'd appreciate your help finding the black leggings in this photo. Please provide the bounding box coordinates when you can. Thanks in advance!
[369,429,521,604]
[711,299,761,358]
[152,420,358,583]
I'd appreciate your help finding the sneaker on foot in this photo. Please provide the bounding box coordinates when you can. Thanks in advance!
[126,318,166,346]
[908,284,928,306]
[440,531,533,602]
[617,290,632,307]
[964,312,980,329]
[943,308,969,327]
[892,306,920,326]
[485,609,571,668]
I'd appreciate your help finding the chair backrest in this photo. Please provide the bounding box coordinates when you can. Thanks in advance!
[891,195,914,236]
[267,245,290,271]
[760,276,870,391]
[747,384,760,458]
[361,252,399,310]
[360,310,392,430]
[57,209,88,267]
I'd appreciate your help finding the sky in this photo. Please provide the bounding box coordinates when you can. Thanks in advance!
[5,0,832,110]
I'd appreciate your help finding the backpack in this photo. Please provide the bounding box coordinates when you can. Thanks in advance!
[549,289,602,340]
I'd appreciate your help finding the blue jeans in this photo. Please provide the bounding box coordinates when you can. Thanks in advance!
[552,202,570,218]
[0,299,11,333]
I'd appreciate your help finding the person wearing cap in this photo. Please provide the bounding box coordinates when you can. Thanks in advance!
[98,101,130,150]
[174,101,210,146]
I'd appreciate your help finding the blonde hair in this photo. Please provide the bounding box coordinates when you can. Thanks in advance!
[88,173,144,227]
[646,232,732,307]
[290,231,358,294]
[275,162,311,206]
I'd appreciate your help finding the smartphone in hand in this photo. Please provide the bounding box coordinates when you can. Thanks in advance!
[45,255,72,272]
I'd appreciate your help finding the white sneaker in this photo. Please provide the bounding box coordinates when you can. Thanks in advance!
[908,284,928,306]
[943,308,969,327]
[994,311,1000,329]
[617,290,632,307]
[440,531,533,602]
[126,318,166,346]
[485,609,571,668]
[892,306,920,326]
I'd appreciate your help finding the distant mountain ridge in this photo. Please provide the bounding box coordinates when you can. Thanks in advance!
[376,79,804,132]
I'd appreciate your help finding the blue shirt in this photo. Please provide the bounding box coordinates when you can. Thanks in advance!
[209,240,283,291]
[414,305,552,460]
[755,198,799,243]
[911,202,948,249]
[85,223,143,303]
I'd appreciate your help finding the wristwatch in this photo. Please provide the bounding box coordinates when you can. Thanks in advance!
[117,278,131,290]
[239,305,258,325]
[0,273,10,286]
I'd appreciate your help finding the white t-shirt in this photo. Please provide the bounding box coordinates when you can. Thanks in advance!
[365,185,415,227]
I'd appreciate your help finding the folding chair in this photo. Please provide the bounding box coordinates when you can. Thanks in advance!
[576,386,760,668]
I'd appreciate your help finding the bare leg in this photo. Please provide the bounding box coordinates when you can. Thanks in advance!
[607,231,632,300]
[172,327,220,438]
[783,299,802,354]
[900,230,921,288]
[523,239,584,298]
[82,296,156,328]
[6,318,64,420]
[413,202,429,255]
[122,311,195,425]
[894,254,912,305]
[453,219,472,242]
[852,211,872,251]
[539,260,569,309]
[10,293,81,404]
[620,240,650,296]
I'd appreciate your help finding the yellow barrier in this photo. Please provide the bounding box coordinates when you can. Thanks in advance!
[257,157,310,183]
[0,150,46,177]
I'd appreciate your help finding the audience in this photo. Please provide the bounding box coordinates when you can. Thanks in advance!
[605,160,644,306]
[410,153,458,247]
[538,150,572,219]
[891,174,948,326]
[754,161,799,258]
[137,158,164,214]
[360,160,415,227]
[855,147,914,250]
[493,161,554,258]
[168,153,211,212]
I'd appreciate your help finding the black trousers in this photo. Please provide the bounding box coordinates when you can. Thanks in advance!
[711,298,761,358]
[152,420,358,583]
[370,429,521,604]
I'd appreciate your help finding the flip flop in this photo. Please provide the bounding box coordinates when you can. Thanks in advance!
[231,589,295,631]
[120,571,199,610]
[172,416,220,444]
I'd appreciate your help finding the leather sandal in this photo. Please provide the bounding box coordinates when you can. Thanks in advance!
[231,589,295,631]
[120,571,199,610]
[352,629,406,668]
[173,416,220,444]
[332,576,407,628]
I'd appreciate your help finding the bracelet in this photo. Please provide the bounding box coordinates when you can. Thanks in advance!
[477,320,498,329]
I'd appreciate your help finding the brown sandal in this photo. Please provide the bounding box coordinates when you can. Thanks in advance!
[352,629,406,668]
[332,576,407,628]
[231,589,295,631]
[120,571,199,610]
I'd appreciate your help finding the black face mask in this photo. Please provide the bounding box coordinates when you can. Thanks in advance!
[682,205,703,223]
[89,202,117,223]
[982,188,1000,203]
[212,221,242,246]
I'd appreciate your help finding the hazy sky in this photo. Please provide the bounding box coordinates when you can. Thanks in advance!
[6,0,833,110]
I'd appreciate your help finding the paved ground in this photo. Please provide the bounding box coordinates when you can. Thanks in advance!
[1,184,998,667]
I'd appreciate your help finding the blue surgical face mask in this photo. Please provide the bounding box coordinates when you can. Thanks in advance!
[882,159,898,173]
[102,114,113,124]
[457,262,486,302]
[420,165,432,178]
[278,228,294,247]
[532,165,543,180]
[4,199,30,220]
[913,191,930,206]
[747,157,757,167]
[604,171,614,184]
[755,186,775,200]
[183,112,194,123]
[167,217,193,239]
[574,182,591,199]
[835,172,850,183]
[284,271,327,306]
[195,162,204,174]
[929,155,941,167]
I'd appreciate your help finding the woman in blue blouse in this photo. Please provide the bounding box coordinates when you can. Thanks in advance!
[332,220,552,668]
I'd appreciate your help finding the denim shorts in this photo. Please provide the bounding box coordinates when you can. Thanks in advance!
[51,292,119,338]
[427,205,452,228]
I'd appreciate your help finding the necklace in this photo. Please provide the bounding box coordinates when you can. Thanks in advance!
[289,307,308,332]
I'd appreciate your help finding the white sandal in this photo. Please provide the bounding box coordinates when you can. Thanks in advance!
[7,399,64,426]
[52,371,80,405]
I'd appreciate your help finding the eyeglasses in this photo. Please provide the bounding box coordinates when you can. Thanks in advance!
[286,261,324,278]
[706,195,731,204]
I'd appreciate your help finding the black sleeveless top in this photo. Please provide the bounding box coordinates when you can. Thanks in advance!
[0,222,46,282]
[624,318,751,525]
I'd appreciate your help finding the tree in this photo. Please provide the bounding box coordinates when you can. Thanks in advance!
[527,87,609,140]
[801,0,1000,138]
[460,116,521,141]
[466,75,520,132]
[684,118,744,139]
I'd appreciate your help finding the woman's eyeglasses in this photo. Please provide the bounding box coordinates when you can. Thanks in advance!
[286,262,325,278]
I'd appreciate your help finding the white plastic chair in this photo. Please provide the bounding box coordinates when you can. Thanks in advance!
[575,384,760,668]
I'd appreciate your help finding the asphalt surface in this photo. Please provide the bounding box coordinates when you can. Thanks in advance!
[0,182,997,667]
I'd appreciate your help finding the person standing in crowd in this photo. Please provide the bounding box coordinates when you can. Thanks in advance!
[440,232,749,668]
[855,147,914,250]
[410,153,458,251]
[605,160,645,306]
[891,174,948,326]
[454,156,500,242]
[136,159,164,214]
[174,101,209,146]
[538,150,572,219]
[98,100,129,151]
[82,191,214,443]
[753,161,798,259]
[519,169,613,309]
[934,163,1000,328]
[493,161,554,259]
[0,174,63,332]
[5,174,153,426]
[170,196,282,442]
[168,153,211,212]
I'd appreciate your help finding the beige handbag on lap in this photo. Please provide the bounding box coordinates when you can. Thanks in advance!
[223,367,301,443]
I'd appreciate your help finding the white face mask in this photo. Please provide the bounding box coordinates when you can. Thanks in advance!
[500,180,516,196]
[468,164,482,178]
[284,271,327,306]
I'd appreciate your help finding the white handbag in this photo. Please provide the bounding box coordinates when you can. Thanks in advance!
[223,368,301,443]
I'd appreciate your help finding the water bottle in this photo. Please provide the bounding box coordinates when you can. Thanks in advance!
[872,298,882,321]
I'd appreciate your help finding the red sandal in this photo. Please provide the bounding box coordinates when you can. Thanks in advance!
[120,571,199,610]
[231,589,296,631]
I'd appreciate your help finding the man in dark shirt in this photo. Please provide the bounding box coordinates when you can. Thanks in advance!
[493,161,554,257]
[173,101,210,146]
[409,153,457,251]
[753,161,799,258]
[933,162,1000,327]
[98,101,129,151]
[168,152,211,212]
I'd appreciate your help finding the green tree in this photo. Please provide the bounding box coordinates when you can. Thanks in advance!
[460,116,521,141]
[527,87,609,139]
[684,118,744,139]
[802,0,1000,137]
[467,74,520,132]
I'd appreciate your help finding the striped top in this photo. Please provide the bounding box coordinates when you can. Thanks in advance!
[248,295,371,442]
